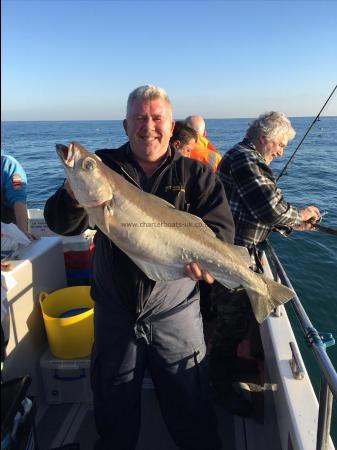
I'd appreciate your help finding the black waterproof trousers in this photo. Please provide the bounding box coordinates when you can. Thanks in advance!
[91,301,221,450]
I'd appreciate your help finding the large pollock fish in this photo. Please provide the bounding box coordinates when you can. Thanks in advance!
[56,142,294,323]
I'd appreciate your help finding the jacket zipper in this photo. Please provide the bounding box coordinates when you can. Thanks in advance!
[118,159,172,194]
[119,166,142,190]
[150,165,171,194]
[119,163,171,315]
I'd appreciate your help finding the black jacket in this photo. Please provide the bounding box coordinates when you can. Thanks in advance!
[44,143,234,316]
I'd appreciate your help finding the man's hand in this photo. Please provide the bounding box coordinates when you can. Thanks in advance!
[299,205,321,224]
[184,261,214,284]
[21,230,40,241]
[24,231,39,240]
[294,205,321,231]
[293,221,317,231]
[1,261,13,271]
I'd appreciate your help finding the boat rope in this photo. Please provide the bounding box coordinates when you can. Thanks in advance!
[276,85,337,181]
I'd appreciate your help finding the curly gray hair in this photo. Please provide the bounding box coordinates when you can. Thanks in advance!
[126,85,172,117]
[245,111,296,142]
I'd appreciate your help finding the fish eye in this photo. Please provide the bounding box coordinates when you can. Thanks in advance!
[82,157,96,171]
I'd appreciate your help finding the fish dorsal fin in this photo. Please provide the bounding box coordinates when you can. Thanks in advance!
[145,192,176,209]
[145,192,216,238]
[233,246,252,267]
[175,210,216,238]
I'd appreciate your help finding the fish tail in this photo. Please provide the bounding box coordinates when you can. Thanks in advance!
[244,276,294,324]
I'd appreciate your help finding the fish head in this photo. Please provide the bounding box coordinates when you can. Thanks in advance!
[56,142,113,207]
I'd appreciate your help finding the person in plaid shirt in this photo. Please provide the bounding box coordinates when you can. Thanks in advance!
[217,111,320,249]
[206,112,321,417]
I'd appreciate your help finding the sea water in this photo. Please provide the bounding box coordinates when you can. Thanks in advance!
[2,116,337,437]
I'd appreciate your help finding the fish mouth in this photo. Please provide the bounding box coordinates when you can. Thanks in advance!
[56,143,75,168]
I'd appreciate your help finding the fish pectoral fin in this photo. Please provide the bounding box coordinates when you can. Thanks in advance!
[146,192,176,209]
[172,210,216,238]
[103,203,114,233]
[210,270,241,290]
[245,276,294,324]
[123,252,183,281]
[88,216,96,229]
[141,191,216,237]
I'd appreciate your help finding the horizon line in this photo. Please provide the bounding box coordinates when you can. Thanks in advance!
[2,114,337,123]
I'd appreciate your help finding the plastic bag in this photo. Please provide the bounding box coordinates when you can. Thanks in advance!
[1,222,31,252]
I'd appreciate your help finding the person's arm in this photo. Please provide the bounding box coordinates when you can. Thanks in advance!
[13,201,37,239]
[229,152,301,227]
[13,201,28,233]
[44,180,89,236]
[220,152,321,234]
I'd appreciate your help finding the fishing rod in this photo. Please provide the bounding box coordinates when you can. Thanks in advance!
[305,213,337,237]
[277,85,337,182]
[312,223,337,237]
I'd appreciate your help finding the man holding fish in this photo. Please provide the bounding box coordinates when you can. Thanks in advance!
[45,84,300,448]
[45,85,237,450]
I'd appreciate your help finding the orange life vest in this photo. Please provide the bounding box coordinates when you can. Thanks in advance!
[190,135,221,172]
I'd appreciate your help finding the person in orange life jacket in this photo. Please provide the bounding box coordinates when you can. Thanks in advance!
[184,115,221,172]
[170,121,197,157]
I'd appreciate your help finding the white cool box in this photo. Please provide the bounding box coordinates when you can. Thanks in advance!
[39,350,155,405]
[40,350,93,404]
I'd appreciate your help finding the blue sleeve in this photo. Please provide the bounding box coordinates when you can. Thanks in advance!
[1,155,27,206]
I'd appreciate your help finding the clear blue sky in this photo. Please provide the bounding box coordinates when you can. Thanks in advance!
[1,0,337,120]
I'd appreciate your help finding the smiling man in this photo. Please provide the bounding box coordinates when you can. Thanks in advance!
[44,85,235,450]
[123,86,175,170]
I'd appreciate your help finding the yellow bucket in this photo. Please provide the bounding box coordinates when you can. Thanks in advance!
[39,286,94,359]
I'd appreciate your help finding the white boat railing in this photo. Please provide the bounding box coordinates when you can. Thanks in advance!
[264,241,337,450]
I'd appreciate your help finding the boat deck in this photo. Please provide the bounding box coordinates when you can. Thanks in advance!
[34,332,282,450]
[35,383,281,450]
[4,237,319,449]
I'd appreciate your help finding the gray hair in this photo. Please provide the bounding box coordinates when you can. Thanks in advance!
[126,85,172,117]
[245,111,296,142]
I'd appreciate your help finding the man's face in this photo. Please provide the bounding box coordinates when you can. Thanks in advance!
[257,135,288,165]
[123,98,175,163]
[171,137,196,158]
